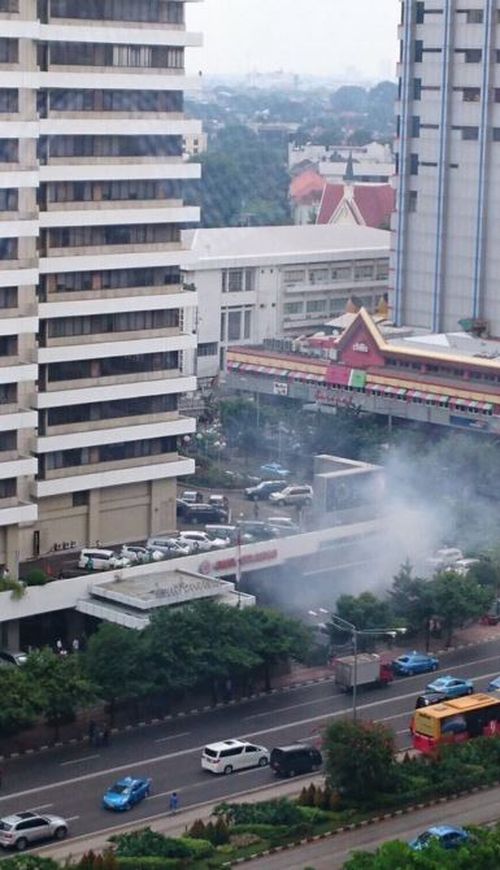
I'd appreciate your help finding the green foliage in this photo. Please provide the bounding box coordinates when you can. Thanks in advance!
[110,829,190,860]
[432,570,493,644]
[324,720,396,802]
[24,649,95,732]
[84,623,147,711]
[0,665,43,736]
[75,852,118,870]
[214,798,304,827]
[24,568,48,587]
[115,859,181,870]
[0,857,59,870]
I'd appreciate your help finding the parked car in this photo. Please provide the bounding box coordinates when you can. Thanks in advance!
[78,548,131,571]
[201,740,269,775]
[236,520,279,541]
[181,490,203,505]
[270,744,323,778]
[259,462,290,478]
[409,825,470,851]
[146,537,191,557]
[177,531,225,552]
[269,485,313,507]
[244,480,284,501]
[392,651,439,676]
[0,812,68,851]
[267,516,301,534]
[204,525,253,545]
[183,504,229,525]
[425,675,474,698]
[0,650,28,667]
[120,545,163,564]
[176,498,190,519]
[208,494,229,509]
[102,776,152,811]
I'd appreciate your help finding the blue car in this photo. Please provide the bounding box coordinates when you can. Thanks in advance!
[102,776,152,811]
[410,824,470,851]
[392,651,439,676]
[426,675,474,698]
[259,462,290,478]
[488,676,500,692]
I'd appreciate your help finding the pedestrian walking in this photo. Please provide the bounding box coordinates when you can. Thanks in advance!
[253,501,260,519]
[169,791,179,814]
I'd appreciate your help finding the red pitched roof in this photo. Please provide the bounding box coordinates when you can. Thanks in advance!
[289,169,325,203]
[316,184,344,224]
[353,185,395,229]
[316,182,395,229]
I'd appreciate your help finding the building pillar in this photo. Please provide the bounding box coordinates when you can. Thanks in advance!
[5,525,20,577]
[87,489,101,546]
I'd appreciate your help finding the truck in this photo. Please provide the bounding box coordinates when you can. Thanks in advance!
[334,653,393,692]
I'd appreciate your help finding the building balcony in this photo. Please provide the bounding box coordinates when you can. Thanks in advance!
[40,205,199,228]
[38,331,196,363]
[40,370,193,402]
[44,198,183,213]
[0,499,37,527]
[43,409,188,437]
[41,325,182,349]
[43,282,183,304]
[34,455,195,497]
[0,361,37,385]
[43,241,183,259]
[0,455,37,481]
[0,409,37,432]
[38,413,195,449]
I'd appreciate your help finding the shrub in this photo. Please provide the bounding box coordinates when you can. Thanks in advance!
[116,859,181,870]
[230,824,289,839]
[187,818,207,840]
[214,798,303,827]
[297,805,332,824]
[1,858,59,870]
[110,829,190,859]
[176,837,214,859]
[25,569,48,587]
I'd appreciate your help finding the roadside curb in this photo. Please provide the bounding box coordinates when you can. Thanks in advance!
[1,631,499,762]
[225,779,500,865]
[0,675,336,762]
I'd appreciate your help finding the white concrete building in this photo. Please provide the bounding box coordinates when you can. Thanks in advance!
[392,1,500,335]
[0,0,202,571]
[183,224,390,381]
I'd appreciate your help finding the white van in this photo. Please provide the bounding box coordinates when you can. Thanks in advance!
[201,739,269,775]
[78,548,130,571]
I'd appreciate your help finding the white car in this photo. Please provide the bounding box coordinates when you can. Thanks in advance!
[177,531,218,552]
[201,739,269,775]
[78,548,131,571]
[269,485,313,507]
[146,537,191,557]
[121,545,163,564]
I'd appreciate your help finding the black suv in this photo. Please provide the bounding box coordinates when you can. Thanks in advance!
[270,744,323,777]
[244,480,284,501]
[183,504,229,525]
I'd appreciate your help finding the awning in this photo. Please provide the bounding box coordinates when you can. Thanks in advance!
[407,390,423,400]
[439,395,450,403]
[288,371,306,381]
[227,360,240,370]
[384,386,397,396]
[480,402,494,411]
[366,383,383,392]
[396,388,407,397]
[424,393,437,402]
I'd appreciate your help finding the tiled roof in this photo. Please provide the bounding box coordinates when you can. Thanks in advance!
[289,169,325,203]
[317,182,395,228]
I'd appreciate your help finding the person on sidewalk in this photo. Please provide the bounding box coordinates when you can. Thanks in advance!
[169,791,179,814]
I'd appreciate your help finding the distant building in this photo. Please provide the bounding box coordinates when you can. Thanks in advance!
[226,308,500,435]
[183,225,390,383]
[316,182,395,229]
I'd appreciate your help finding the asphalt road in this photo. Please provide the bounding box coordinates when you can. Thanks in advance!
[1,638,500,855]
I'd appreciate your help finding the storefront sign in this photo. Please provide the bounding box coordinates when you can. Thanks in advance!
[273,382,288,396]
[352,341,369,353]
[199,548,279,575]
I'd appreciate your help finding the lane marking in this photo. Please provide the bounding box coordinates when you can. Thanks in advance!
[4,661,500,803]
[65,816,80,823]
[154,731,191,744]
[31,803,53,811]
[60,755,100,767]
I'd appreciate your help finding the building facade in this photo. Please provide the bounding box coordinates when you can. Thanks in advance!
[392,0,500,335]
[0,0,202,571]
[226,308,500,436]
[184,225,390,383]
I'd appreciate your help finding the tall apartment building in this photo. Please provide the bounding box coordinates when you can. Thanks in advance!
[392,1,500,335]
[0,0,202,571]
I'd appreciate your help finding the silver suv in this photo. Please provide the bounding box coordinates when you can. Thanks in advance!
[0,812,68,851]
[268,485,313,507]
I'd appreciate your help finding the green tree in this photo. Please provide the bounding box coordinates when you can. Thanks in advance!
[331,592,395,650]
[25,649,95,739]
[324,719,396,802]
[390,561,435,650]
[344,825,500,869]
[0,666,43,737]
[432,570,493,646]
[242,608,311,691]
[84,624,145,723]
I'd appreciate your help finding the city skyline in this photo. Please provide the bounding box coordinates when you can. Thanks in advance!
[187,0,400,80]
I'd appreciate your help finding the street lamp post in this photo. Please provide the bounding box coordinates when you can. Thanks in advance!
[328,614,407,723]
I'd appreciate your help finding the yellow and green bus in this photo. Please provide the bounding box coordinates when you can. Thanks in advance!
[412,693,500,754]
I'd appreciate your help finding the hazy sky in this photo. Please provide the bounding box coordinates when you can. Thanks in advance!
[186,1,400,80]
